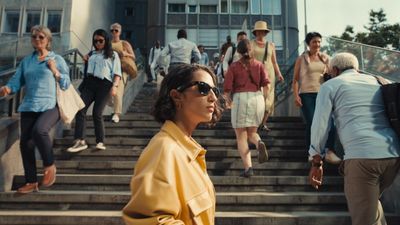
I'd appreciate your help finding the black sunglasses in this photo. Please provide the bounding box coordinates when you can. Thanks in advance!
[177,81,220,97]
[31,35,46,40]
[94,39,105,44]
[110,29,119,33]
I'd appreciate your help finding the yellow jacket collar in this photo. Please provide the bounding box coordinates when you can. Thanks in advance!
[161,120,206,161]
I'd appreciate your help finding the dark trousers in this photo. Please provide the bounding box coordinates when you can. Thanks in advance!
[20,107,60,183]
[74,76,112,143]
[300,93,336,150]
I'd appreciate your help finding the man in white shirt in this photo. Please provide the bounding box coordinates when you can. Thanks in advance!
[222,31,247,74]
[148,40,162,82]
[160,29,201,73]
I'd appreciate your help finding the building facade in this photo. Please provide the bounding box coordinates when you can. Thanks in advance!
[115,0,299,65]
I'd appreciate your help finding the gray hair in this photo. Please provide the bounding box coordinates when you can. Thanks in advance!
[110,23,122,31]
[330,52,359,71]
[31,25,52,50]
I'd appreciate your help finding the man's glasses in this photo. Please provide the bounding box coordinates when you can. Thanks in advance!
[31,35,46,40]
[177,81,220,97]
[110,29,119,33]
[94,39,105,44]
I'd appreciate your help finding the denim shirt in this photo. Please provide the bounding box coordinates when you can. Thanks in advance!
[309,70,400,160]
[86,51,121,82]
[6,51,70,112]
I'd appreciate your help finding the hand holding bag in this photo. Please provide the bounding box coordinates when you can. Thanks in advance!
[56,83,85,124]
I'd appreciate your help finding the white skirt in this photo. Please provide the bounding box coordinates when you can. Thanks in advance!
[231,91,265,128]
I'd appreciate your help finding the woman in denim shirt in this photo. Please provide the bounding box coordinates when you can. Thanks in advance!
[67,29,121,152]
[0,25,71,193]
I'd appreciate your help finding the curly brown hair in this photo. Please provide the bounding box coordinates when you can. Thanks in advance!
[152,64,223,126]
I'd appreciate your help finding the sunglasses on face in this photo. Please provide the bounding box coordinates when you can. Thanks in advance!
[110,29,119,33]
[177,81,220,98]
[31,35,46,40]
[94,39,105,44]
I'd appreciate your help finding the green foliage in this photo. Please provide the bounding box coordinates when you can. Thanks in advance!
[337,9,400,50]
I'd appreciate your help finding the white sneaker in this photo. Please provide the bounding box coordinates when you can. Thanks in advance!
[111,114,120,123]
[96,142,106,150]
[67,140,88,153]
[325,150,342,164]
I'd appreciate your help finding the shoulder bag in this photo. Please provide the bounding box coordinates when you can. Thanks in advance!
[57,83,85,124]
[121,41,138,79]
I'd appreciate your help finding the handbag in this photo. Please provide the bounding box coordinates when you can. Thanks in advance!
[121,56,137,79]
[56,83,85,124]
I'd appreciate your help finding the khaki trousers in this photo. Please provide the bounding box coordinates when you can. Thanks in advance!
[344,158,400,225]
[113,72,128,114]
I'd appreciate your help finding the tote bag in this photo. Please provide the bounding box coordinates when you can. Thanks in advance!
[56,83,85,124]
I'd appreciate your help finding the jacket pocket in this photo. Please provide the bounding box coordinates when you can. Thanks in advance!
[187,191,213,224]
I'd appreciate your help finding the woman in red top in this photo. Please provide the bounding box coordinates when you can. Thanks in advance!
[223,39,270,177]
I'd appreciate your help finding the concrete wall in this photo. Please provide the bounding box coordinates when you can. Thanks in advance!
[69,0,116,53]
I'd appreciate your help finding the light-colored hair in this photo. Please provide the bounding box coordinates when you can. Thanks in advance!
[329,52,359,71]
[110,23,122,31]
[31,25,52,50]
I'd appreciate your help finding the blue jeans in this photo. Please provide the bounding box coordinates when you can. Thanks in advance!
[300,93,335,152]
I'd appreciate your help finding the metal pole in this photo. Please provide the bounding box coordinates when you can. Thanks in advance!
[304,0,307,36]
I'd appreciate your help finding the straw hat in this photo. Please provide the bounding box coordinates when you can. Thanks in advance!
[252,21,270,36]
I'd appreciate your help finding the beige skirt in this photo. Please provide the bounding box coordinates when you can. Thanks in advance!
[231,91,265,128]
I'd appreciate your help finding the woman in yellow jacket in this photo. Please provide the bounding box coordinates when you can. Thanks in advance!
[122,64,223,225]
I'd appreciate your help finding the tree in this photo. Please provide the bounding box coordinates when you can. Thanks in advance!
[336,9,400,50]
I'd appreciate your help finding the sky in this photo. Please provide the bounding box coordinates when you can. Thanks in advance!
[297,0,400,39]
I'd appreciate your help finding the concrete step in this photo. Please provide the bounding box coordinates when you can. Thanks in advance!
[33,160,341,176]
[1,210,399,225]
[65,120,305,130]
[0,191,347,211]
[12,175,343,192]
[53,137,305,148]
[52,149,314,162]
[62,128,305,139]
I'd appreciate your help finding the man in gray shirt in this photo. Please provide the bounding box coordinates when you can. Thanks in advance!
[160,29,201,74]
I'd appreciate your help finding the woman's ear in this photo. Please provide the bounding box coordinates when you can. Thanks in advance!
[169,89,183,107]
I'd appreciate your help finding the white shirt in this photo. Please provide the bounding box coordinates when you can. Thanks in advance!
[160,38,201,65]
[149,47,162,65]
[223,46,241,73]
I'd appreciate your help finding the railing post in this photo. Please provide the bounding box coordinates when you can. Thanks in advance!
[360,45,365,71]
[73,50,78,80]
[13,40,18,69]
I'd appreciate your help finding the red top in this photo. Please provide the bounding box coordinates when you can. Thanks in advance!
[224,59,269,93]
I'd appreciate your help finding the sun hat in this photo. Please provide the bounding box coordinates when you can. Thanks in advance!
[252,21,270,36]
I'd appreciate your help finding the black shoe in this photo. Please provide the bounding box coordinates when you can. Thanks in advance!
[257,140,269,163]
[240,167,254,178]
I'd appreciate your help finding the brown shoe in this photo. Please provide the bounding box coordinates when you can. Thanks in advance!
[17,182,39,194]
[42,164,56,187]
[257,140,269,163]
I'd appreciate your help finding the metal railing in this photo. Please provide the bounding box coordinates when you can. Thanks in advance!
[275,37,400,107]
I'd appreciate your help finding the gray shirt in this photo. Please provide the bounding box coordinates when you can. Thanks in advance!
[160,38,201,65]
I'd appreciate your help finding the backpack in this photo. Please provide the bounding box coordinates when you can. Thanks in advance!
[228,46,236,65]
[374,75,400,137]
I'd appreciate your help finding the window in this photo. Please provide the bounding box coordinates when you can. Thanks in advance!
[251,0,261,14]
[200,5,217,13]
[2,10,20,33]
[124,31,132,40]
[220,0,228,13]
[125,7,134,16]
[199,29,218,49]
[262,0,281,15]
[168,3,185,13]
[24,11,41,33]
[188,5,197,13]
[232,0,248,14]
[46,11,62,33]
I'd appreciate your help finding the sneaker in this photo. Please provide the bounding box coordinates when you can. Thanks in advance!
[67,140,88,153]
[96,142,106,150]
[240,167,254,178]
[111,114,120,123]
[17,182,39,194]
[257,140,269,163]
[325,150,342,165]
[41,164,56,187]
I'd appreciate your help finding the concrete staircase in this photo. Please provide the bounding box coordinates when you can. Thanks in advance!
[1,83,399,225]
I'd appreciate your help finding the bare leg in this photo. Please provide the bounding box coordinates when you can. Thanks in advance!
[234,128,252,170]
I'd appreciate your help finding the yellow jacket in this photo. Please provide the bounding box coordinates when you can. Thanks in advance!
[122,120,216,225]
